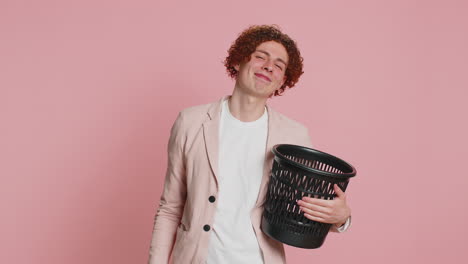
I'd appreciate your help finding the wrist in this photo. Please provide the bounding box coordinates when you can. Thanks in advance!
[335,219,346,228]
[336,209,351,227]
[334,215,352,233]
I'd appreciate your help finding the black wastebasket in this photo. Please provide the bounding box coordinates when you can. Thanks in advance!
[261,144,356,249]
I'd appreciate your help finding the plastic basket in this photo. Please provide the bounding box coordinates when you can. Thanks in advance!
[261,144,356,248]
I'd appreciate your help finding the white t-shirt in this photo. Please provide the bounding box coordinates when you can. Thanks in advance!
[206,99,267,264]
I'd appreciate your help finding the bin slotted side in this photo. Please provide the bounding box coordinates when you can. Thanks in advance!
[261,144,356,249]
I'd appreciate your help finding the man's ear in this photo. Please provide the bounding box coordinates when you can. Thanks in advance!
[234,64,240,71]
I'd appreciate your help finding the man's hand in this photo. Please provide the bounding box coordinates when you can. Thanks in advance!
[297,184,350,227]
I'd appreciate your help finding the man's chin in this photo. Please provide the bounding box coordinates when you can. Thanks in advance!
[252,83,273,93]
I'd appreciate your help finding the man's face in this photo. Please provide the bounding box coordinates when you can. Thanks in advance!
[234,40,288,98]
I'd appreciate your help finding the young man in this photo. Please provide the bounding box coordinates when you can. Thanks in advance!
[148,25,351,264]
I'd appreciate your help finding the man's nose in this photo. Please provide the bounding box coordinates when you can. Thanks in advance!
[263,60,273,72]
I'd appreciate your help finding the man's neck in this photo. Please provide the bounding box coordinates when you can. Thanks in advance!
[228,90,267,122]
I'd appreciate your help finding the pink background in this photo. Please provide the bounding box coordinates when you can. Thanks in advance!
[2,0,467,263]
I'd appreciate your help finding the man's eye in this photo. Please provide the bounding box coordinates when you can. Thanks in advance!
[275,65,283,70]
[256,56,265,60]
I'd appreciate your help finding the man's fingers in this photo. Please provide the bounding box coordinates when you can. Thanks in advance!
[300,206,329,219]
[297,200,331,214]
[301,196,331,207]
[334,184,346,199]
[303,213,328,223]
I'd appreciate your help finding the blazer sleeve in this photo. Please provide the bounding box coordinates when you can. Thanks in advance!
[148,112,187,264]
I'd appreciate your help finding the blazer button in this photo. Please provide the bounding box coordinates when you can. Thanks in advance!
[208,196,216,203]
[203,224,211,232]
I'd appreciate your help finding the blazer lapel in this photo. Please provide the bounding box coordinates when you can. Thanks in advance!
[202,96,228,187]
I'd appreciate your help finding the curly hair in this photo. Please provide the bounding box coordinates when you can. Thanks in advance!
[224,25,304,96]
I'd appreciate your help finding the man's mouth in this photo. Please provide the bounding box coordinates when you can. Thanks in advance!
[255,73,271,82]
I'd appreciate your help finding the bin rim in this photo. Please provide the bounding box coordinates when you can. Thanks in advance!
[272,144,357,179]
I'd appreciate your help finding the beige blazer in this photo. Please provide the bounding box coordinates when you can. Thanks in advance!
[149,96,317,264]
